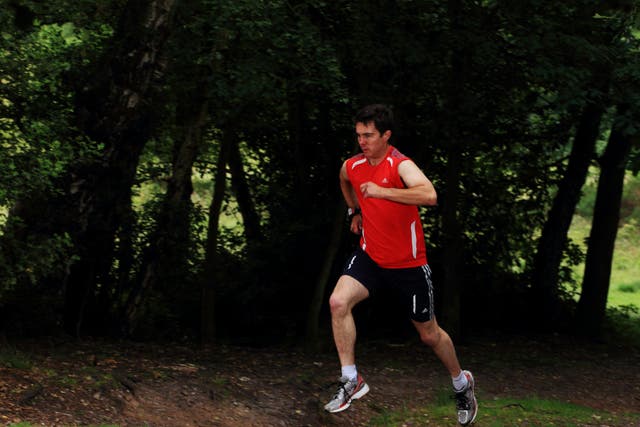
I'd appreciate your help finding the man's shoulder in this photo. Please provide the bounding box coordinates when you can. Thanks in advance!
[385,147,411,171]
[389,146,410,162]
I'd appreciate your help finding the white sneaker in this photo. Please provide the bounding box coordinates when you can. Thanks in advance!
[324,374,370,413]
[455,370,478,425]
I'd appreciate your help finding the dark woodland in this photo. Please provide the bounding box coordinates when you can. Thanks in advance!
[1,0,640,348]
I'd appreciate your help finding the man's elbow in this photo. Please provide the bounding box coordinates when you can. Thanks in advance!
[423,190,437,206]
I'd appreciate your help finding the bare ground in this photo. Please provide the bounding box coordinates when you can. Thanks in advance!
[1,335,639,426]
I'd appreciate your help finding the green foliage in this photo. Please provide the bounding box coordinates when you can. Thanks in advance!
[618,284,638,293]
[604,304,640,347]
[621,174,640,222]
[0,346,32,369]
[0,20,109,204]
[0,224,75,293]
[0,2,120,332]
[578,169,640,222]
[575,167,599,217]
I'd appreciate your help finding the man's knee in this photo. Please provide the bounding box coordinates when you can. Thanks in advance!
[416,321,441,348]
[329,292,350,317]
[329,276,367,317]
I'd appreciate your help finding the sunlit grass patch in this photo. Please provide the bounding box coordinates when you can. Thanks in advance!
[368,390,639,426]
[568,215,640,311]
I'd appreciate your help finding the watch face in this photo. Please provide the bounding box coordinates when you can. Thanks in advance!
[348,208,354,216]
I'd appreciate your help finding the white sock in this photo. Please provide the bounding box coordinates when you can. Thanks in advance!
[341,364,357,381]
[452,370,468,391]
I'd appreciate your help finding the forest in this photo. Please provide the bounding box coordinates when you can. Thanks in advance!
[1,0,639,348]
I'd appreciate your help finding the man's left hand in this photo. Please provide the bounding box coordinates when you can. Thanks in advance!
[360,181,385,199]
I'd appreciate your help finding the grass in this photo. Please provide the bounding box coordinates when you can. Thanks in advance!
[568,215,640,311]
[369,388,639,426]
[605,220,640,307]
[569,200,640,343]
[570,170,640,312]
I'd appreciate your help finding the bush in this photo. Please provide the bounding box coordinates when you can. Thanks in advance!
[618,284,638,293]
[604,304,640,348]
[621,173,640,223]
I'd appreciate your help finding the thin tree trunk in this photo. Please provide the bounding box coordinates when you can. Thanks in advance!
[304,102,344,347]
[123,99,208,332]
[440,0,466,338]
[531,102,605,326]
[305,200,346,350]
[200,133,232,344]
[576,107,634,336]
[227,135,262,243]
[113,194,136,305]
[441,147,463,336]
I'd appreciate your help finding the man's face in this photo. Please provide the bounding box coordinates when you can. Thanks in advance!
[355,121,390,158]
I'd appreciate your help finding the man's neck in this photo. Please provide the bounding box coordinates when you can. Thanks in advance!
[366,144,390,166]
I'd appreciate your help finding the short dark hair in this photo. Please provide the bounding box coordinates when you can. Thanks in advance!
[355,104,394,136]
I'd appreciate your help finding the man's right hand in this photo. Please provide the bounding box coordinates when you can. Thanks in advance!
[350,214,362,235]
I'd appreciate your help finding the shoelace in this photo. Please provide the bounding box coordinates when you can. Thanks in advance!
[333,384,347,399]
[332,379,355,401]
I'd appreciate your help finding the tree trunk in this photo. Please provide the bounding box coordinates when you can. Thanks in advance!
[200,133,232,344]
[304,102,344,348]
[227,135,262,243]
[439,0,466,338]
[531,102,605,326]
[123,99,208,332]
[305,200,346,350]
[95,189,136,334]
[61,0,176,336]
[576,107,634,336]
[440,146,463,337]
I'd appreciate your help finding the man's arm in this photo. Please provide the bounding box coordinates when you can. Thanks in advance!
[359,160,437,206]
[339,161,363,234]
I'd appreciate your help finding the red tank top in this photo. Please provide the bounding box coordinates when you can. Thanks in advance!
[346,145,427,268]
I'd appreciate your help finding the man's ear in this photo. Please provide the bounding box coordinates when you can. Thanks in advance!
[382,130,392,142]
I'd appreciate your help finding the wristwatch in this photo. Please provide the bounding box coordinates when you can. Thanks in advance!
[347,207,361,221]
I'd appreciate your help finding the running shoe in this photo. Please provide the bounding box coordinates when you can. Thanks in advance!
[455,370,477,425]
[324,374,370,413]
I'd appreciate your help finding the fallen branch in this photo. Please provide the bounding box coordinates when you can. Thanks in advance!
[18,382,43,405]
[112,370,138,395]
[502,403,526,410]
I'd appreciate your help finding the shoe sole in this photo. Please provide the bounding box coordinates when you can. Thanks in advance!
[327,383,370,413]
[461,370,478,425]
[470,395,478,424]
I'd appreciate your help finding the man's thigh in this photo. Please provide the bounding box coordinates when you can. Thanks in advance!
[332,274,370,308]
[340,248,383,296]
[386,264,435,323]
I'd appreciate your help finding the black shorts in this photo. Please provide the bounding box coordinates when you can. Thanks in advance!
[342,248,435,323]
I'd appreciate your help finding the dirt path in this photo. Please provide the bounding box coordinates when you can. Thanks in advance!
[1,336,639,426]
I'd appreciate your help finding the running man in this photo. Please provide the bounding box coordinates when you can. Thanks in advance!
[324,104,477,425]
